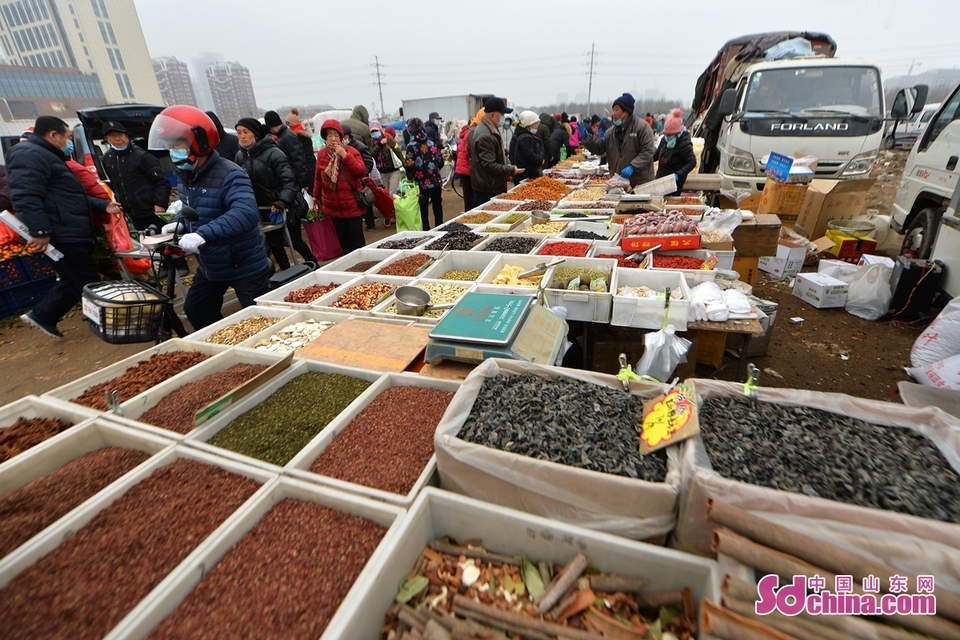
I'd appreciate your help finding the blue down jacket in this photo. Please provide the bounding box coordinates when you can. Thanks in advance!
[174,152,270,282]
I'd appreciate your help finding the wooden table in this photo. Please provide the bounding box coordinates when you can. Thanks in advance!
[687,318,765,381]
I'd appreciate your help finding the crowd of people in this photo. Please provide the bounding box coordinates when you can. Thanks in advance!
[2,92,696,339]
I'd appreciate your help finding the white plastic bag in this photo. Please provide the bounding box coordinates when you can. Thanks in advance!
[723,289,752,314]
[635,325,691,383]
[697,208,742,239]
[844,264,892,321]
[689,282,726,322]
[912,296,960,367]
[906,353,960,390]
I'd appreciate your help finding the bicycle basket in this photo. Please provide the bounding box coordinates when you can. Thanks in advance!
[82,281,168,344]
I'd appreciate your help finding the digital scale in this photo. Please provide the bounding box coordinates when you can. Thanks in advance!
[424,292,568,365]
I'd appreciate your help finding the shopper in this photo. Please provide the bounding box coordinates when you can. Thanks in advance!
[509,111,544,184]
[286,108,317,190]
[550,116,570,165]
[425,112,443,147]
[340,105,373,148]
[468,97,521,207]
[206,111,239,164]
[235,117,315,269]
[149,106,271,330]
[264,110,311,190]
[7,116,120,338]
[537,114,555,169]
[455,118,475,211]
[582,93,655,187]
[404,117,444,230]
[652,109,697,195]
[100,121,174,235]
[312,119,368,254]
[370,121,403,203]
[341,124,377,230]
[0,165,9,213]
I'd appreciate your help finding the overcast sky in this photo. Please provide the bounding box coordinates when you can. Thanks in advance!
[135,0,960,116]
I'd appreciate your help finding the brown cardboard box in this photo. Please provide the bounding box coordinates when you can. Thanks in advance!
[732,256,760,286]
[701,238,735,251]
[719,193,762,211]
[756,178,809,220]
[731,214,781,257]
[795,178,876,240]
[695,329,728,368]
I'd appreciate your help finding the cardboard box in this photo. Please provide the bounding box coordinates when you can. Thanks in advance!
[824,229,878,264]
[793,272,849,308]
[621,232,700,252]
[719,193,762,211]
[758,240,807,279]
[701,238,735,251]
[757,178,809,220]
[795,178,877,240]
[858,254,896,268]
[732,255,760,286]
[765,151,816,184]
[731,214,781,257]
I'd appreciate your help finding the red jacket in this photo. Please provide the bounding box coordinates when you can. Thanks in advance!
[455,125,471,176]
[313,145,368,219]
[66,159,110,200]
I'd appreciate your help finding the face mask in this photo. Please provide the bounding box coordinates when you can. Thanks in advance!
[614,119,623,127]
[63,140,74,157]
[169,148,197,170]
[239,138,256,150]
[665,135,677,149]
[371,131,382,140]
[110,144,127,151]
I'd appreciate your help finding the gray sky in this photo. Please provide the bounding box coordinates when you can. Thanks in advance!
[135,0,960,115]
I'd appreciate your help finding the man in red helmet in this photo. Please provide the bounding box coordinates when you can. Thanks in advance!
[149,105,272,330]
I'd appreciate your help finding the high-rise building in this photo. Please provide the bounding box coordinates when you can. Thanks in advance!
[206,61,257,128]
[153,55,195,107]
[0,64,105,120]
[0,0,162,104]
[191,51,221,112]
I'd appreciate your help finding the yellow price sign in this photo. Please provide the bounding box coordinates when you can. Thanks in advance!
[639,382,700,455]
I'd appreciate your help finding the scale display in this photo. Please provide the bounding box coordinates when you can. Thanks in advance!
[429,292,533,346]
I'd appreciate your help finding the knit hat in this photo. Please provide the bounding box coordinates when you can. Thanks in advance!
[384,126,396,139]
[369,121,383,134]
[518,110,539,129]
[263,110,283,127]
[663,109,683,135]
[406,117,424,135]
[284,108,299,126]
[613,93,635,115]
[590,114,601,124]
[235,117,264,139]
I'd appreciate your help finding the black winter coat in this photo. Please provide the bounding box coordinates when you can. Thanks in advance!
[0,165,10,213]
[6,136,108,244]
[234,137,299,210]
[509,128,544,182]
[348,140,375,175]
[295,130,316,189]
[272,125,310,189]
[538,114,556,168]
[207,111,240,162]
[101,145,170,220]
[653,130,697,193]
[550,126,569,166]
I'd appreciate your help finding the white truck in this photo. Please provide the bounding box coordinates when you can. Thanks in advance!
[691,32,890,195]
[891,82,960,297]
[400,95,492,125]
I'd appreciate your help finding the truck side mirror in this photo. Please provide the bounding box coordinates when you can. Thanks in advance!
[912,84,929,114]
[891,85,928,119]
[718,88,738,117]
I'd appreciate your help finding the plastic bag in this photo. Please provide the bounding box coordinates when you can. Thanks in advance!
[93,212,151,274]
[719,188,752,210]
[394,179,422,232]
[689,282,727,323]
[912,297,960,367]
[635,325,692,383]
[723,289,752,314]
[606,174,631,193]
[844,264,892,321]
[697,208,742,238]
[303,216,343,262]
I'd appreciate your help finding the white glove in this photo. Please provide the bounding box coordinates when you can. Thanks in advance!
[178,232,205,254]
[161,221,181,234]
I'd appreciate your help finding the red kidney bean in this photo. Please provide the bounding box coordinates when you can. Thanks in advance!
[536,241,589,257]
[0,458,259,638]
[0,447,149,558]
[73,351,212,410]
[310,386,454,495]
[377,253,433,277]
[0,417,73,463]
[653,255,706,270]
[149,498,386,639]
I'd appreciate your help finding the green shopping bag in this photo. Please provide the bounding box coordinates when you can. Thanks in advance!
[395,179,422,232]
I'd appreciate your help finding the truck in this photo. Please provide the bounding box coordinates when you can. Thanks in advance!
[891,81,960,297]
[400,94,493,125]
[689,32,893,196]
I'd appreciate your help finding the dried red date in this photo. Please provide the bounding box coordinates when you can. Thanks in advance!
[0,417,72,463]
[72,351,212,410]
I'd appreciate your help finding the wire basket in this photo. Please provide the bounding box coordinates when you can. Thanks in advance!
[82,281,168,344]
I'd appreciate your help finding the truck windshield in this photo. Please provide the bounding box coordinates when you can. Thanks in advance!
[745,66,881,116]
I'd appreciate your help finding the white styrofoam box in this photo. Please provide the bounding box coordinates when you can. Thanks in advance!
[560,220,622,243]
[318,248,395,274]
[542,257,618,323]
[651,249,719,286]
[534,237,594,258]
[0,444,276,589]
[43,339,231,408]
[793,272,849,309]
[588,245,644,266]
[476,253,554,294]
[0,395,98,455]
[366,230,443,250]
[183,360,383,473]
[182,305,300,345]
[105,476,406,640]
[472,233,546,255]
[454,211,504,226]
[254,271,359,310]
[227,309,355,351]
[310,274,411,315]
[370,278,474,325]
[611,269,693,330]
[286,374,460,505]
[108,348,290,440]
[414,250,499,282]
[332,487,721,639]
[368,248,442,278]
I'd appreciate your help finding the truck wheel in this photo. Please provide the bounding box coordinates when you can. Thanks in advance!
[883,134,896,150]
[900,207,943,260]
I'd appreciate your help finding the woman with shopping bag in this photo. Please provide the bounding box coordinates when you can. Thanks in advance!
[311,120,369,254]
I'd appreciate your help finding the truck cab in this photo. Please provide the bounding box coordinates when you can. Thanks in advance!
[716,57,884,194]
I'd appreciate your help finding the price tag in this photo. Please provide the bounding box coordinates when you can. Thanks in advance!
[81,296,101,326]
[639,382,699,455]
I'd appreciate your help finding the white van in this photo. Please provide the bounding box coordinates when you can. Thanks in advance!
[884,102,940,150]
[892,84,960,296]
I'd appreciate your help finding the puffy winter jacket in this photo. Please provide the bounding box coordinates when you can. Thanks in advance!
[653,130,697,193]
[582,115,656,186]
[468,117,514,195]
[101,145,170,219]
[173,152,270,282]
[0,165,12,212]
[234,136,299,209]
[6,135,108,244]
[272,125,310,189]
[550,125,569,166]
[508,128,543,181]
[455,125,471,176]
[372,136,404,174]
[538,114,556,168]
[207,111,240,163]
[340,105,372,148]
[313,135,368,219]
[405,131,444,190]
[66,160,110,200]
[294,128,316,189]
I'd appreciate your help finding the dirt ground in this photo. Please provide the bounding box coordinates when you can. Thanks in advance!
[0,156,931,406]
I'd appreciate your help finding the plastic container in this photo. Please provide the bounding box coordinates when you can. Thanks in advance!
[1,276,57,318]
[366,231,443,250]
[611,269,692,330]
[650,249,719,286]
[370,278,473,325]
[81,280,168,344]
[254,271,358,310]
[635,174,678,196]
[19,253,56,281]
[0,395,100,468]
[535,238,594,258]
[560,220,622,244]
[318,248,395,275]
[476,254,554,294]
[489,211,529,230]
[286,374,460,505]
[105,476,405,640]
[588,245,643,267]
[332,487,721,639]
[183,359,384,474]
[414,250,498,282]
[542,257,618,323]
[0,257,27,288]
[369,248,442,277]
[233,309,355,351]
[182,305,300,344]
[43,338,231,409]
[310,274,411,315]
[107,348,290,441]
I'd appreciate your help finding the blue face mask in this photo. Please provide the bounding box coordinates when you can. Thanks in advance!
[371,131,382,140]
[614,119,623,127]
[110,144,128,151]
[665,135,677,149]
[169,148,197,171]
[63,140,74,157]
